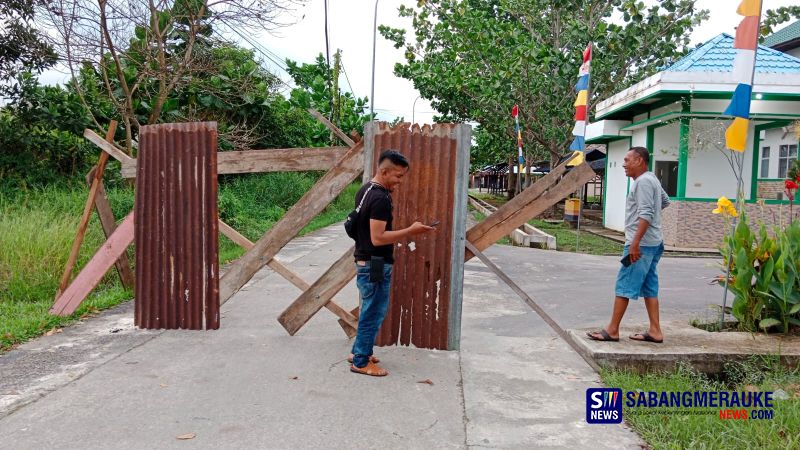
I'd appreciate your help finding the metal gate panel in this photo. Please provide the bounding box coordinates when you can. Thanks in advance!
[365,122,470,350]
[135,122,219,330]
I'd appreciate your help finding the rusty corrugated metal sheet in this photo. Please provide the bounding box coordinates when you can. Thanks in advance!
[369,123,464,350]
[135,122,219,330]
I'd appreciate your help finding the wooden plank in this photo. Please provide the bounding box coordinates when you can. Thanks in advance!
[308,108,356,147]
[219,140,364,304]
[465,240,601,373]
[86,167,135,290]
[466,152,576,243]
[120,147,350,178]
[55,123,118,299]
[217,219,358,335]
[50,212,135,316]
[466,162,595,260]
[277,246,356,336]
[84,128,133,163]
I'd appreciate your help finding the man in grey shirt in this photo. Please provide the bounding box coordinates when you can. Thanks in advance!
[588,147,670,343]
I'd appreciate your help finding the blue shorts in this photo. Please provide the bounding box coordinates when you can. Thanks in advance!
[615,243,664,300]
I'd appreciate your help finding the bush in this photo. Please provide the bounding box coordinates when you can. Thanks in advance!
[721,217,800,333]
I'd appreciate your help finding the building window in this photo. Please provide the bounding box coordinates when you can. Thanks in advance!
[778,144,798,179]
[760,146,770,178]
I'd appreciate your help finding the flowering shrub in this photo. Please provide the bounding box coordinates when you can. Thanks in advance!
[720,213,800,333]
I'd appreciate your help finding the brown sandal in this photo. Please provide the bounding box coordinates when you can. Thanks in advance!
[350,361,388,377]
[347,354,380,364]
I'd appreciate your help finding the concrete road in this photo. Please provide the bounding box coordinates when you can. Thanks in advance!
[0,224,722,449]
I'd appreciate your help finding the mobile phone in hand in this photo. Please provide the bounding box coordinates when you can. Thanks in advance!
[428,220,441,227]
[620,254,632,267]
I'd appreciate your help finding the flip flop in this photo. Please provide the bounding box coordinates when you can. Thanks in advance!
[350,361,388,377]
[586,329,619,342]
[347,354,380,364]
[629,332,663,343]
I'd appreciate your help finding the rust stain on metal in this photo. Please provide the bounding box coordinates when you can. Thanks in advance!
[135,122,219,330]
[371,123,459,350]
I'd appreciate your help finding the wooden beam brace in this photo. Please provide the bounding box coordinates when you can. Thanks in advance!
[465,240,601,373]
[466,162,595,260]
[467,152,577,242]
[277,246,356,336]
[308,108,356,147]
[55,123,119,299]
[51,212,135,316]
[119,146,350,178]
[86,167,135,290]
[218,139,363,304]
[84,128,133,163]
[217,219,358,336]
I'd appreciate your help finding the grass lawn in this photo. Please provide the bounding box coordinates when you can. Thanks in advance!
[0,174,359,353]
[529,219,623,255]
[603,357,800,450]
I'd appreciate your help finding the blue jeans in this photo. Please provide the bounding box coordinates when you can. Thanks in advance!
[615,243,664,300]
[351,262,393,368]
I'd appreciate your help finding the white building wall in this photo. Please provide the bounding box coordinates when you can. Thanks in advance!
[652,123,680,162]
[787,48,800,59]
[631,127,647,148]
[650,102,681,117]
[759,127,799,179]
[604,139,630,232]
[685,119,754,199]
[692,98,800,115]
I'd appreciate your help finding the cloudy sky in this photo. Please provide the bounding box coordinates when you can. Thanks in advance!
[40,0,800,125]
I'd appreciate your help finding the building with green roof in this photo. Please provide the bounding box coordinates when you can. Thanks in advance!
[586,33,800,248]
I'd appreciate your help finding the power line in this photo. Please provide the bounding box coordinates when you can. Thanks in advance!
[218,20,295,93]
[340,58,356,98]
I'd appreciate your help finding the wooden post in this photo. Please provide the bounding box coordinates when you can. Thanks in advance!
[55,122,118,299]
[218,140,364,304]
[465,240,601,373]
[51,212,135,316]
[466,162,595,260]
[217,219,358,337]
[86,166,134,290]
[277,247,357,336]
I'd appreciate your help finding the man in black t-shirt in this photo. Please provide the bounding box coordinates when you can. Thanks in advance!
[349,150,433,377]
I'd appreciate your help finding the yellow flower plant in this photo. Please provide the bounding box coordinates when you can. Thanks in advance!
[712,196,738,217]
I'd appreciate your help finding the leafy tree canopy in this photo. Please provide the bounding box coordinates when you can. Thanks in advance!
[0,0,56,97]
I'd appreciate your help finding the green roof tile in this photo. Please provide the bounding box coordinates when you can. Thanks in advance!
[763,20,800,48]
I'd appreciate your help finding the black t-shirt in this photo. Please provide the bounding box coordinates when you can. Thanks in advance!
[353,182,394,263]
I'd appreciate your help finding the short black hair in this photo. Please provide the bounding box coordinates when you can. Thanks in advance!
[378,149,409,168]
[629,146,649,165]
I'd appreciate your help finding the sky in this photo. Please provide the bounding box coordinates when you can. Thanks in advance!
[38,0,800,126]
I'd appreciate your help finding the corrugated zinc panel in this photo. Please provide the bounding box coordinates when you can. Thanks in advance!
[367,122,468,350]
[135,122,219,330]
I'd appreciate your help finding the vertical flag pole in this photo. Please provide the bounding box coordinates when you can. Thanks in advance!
[571,43,593,252]
[720,0,763,329]
[512,104,523,195]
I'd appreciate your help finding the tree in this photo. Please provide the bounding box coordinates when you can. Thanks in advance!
[381,0,710,164]
[761,6,800,38]
[285,53,372,146]
[39,0,303,153]
[0,0,56,97]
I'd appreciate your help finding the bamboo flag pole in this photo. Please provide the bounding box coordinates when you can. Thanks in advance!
[572,42,593,252]
[719,0,764,329]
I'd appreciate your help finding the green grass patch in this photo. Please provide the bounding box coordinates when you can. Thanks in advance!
[0,173,360,352]
[529,219,623,255]
[0,186,134,351]
[602,358,800,450]
[470,191,508,207]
